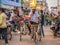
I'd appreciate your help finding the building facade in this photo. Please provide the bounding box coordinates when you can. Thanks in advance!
[0,0,21,9]
[36,0,46,10]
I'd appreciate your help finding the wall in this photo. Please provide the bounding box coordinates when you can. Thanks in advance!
[1,0,21,7]
[46,0,57,11]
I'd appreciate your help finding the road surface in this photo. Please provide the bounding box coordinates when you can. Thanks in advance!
[0,26,60,45]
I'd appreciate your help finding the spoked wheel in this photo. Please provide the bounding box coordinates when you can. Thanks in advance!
[7,27,12,40]
[7,33,12,40]
[7,30,12,40]
[38,24,42,41]
[20,26,23,41]
[20,32,22,41]
[34,32,39,45]
[38,31,41,41]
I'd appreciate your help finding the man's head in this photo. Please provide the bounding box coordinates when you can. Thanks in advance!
[32,8,36,14]
[13,10,17,14]
[0,8,5,14]
[40,10,43,14]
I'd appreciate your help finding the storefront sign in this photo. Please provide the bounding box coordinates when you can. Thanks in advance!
[1,4,14,9]
[30,0,36,8]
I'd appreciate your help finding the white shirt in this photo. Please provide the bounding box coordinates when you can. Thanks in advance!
[29,11,39,23]
[9,13,16,21]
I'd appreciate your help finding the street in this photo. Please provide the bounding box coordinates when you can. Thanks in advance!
[0,26,60,45]
[0,0,60,45]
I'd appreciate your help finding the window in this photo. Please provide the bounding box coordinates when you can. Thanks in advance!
[16,0,19,3]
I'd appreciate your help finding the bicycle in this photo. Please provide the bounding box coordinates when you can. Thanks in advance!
[31,23,41,45]
[7,25,12,40]
[19,22,25,41]
[20,23,23,41]
[19,22,30,41]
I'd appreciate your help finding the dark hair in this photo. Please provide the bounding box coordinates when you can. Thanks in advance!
[44,12,45,14]
[32,8,36,11]
[0,8,5,12]
[40,10,43,13]
[47,13,49,15]
[13,10,16,12]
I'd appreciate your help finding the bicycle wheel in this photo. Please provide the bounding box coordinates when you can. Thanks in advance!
[20,26,23,41]
[7,27,12,40]
[38,31,41,41]
[34,32,39,45]
[38,24,41,41]
[20,33,22,41]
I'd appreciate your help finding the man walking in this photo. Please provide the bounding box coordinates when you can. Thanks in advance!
[40,10,45,37]
[0,8,8,45]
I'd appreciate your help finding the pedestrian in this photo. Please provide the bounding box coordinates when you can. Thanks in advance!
[40,10,45,37]
[0,8,8,45]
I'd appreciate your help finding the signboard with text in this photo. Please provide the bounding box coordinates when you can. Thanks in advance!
[30,0,36,8]
[1,4,14,9]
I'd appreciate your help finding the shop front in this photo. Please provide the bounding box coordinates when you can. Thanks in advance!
[1,4,14,9]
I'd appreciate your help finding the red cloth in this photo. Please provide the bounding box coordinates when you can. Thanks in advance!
[20,18,24,22]
[25,15,30,20]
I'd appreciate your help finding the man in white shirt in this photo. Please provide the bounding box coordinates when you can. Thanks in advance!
[9,11,17,21]
[30,11,39,23]
[29,9,40,39]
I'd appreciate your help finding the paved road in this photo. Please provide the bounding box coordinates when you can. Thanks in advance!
[0,26,60,45]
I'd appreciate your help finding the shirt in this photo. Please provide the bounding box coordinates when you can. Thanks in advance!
[0,13,7,28]
[41,14,44,25]
[25,15,30,20]
[24,15,30,23]
[9,13,17,21]
[29,11,39,23]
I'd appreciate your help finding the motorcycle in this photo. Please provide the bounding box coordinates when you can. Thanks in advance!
[50,22,60,37]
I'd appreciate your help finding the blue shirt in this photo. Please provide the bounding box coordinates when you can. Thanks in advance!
[41,14,44,25]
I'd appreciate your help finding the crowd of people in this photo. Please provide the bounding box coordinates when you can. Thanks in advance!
[0,7,60,45]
